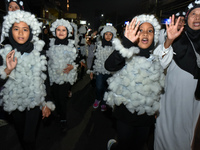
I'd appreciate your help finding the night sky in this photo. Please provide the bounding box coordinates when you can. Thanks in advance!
[70,0,151,30]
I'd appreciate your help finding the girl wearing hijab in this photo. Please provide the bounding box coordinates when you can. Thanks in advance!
[104,14,165,150]
[47,19,78,131]
[0,10,55,150]
[87,25,117,111]
[154,0,200,149]
[0,0,24,47]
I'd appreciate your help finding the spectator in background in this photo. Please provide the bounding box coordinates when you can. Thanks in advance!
[175,11,186,31]
[86,31,95,69]
[39,26,50,56]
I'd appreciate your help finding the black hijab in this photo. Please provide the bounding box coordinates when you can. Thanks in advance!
[8,26,34,55]
[172,8,200,100]
[54,28,69,45]
[138,41,154,58]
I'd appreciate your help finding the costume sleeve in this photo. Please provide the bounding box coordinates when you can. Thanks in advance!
[86,45,97,74]
[0,55,8,87]
[153,44,174,69]
[105,36,139,72]
[42,61,55,111]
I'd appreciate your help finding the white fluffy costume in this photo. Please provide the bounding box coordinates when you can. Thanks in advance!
[0,10,55,112]
[88,25,117,75]
[47,19,78,85]
[104,14,165,116]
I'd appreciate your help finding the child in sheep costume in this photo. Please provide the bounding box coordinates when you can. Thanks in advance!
[0,0,24,48]
[0,10,55,150]
[104,14,165,149]
[47,19,78,129]
[88,25,117,111]
[154,1,200,149]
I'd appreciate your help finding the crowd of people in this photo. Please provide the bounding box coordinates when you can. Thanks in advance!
[1,0,200,150]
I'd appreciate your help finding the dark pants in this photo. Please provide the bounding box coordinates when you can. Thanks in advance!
[111,120,150,150]
[11,107,41,150]
[51,82,70,120]
[95,74,111,105]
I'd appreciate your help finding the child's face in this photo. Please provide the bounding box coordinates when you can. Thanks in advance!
[137,22,154,49]
[104,32,113,41]
[56,26,67,39]
[8,2,20,11]
[188,8,200,30]
[12,22,30,44]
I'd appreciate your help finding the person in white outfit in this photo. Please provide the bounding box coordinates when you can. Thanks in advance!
[154,1,200,149]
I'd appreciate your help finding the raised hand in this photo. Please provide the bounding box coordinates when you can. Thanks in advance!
[5,50,17,75]
[164,15,184,49]
[166,15,184,41]
[124,18,141,43]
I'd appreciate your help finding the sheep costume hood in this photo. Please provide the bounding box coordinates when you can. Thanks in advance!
[50,18,73,37]
[47,19,78,85]
[104,14,165,116]
[135,14,161,46]
[100,25,117,38]
[0,10,55,112]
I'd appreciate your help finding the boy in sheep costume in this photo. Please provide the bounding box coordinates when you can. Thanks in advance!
[104,14,165,150]
[47,19,78,130]
[88,25,117,111]
[0,10,55,150]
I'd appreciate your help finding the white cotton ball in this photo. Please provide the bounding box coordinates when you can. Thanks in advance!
[152,101,160,112]
[136,107,145,115]
[146,97,154,106]
[144,106,153,114]
[151,82,161,93]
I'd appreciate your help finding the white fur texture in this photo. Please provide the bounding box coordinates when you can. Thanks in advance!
[50,19,73,37]
[92,40,115,75]
[0,40,47,113]
[47,38,78,85]
[42,101,55,111]
[101,26,117,38]
[113,38,140,58]
[104,55,165,116]
[134,14,161,46]
[70,22,79,47]
[2,10,42,42]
